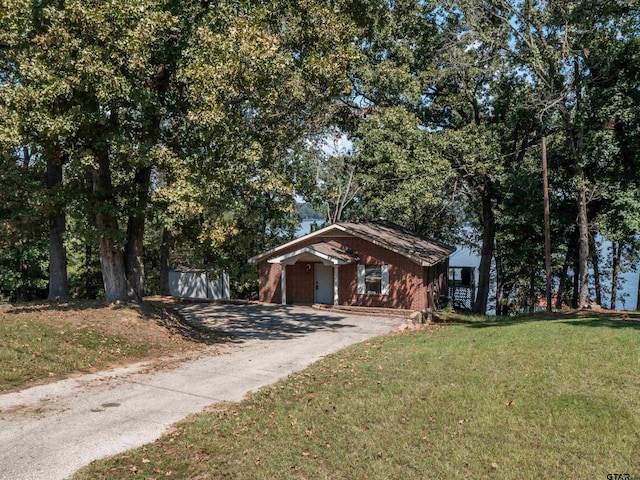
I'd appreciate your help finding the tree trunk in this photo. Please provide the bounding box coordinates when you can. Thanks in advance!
[494,248,504,315]
[555,247,571,310]
[576,180,590,308]
[22,146,30,170]
[85,243,95,300]
[124,166,152,299]
[636,266,640,311]
[611,241,621,310]
[564,60,589,309]
[48,212,69,299]
[98,234,132,303]
[95,151,135,303]
[46,150,70,300]
[572,257,579,309]
[529,266,536,313]
[159,228,172,296]
[16,258,29,302]
[542,136,552,312]
[502,282,513,316]
[593,268,602,306]
[84,171,97,300]
[590,235,601,307]
[124,215,146,298]
[473,191,495,315]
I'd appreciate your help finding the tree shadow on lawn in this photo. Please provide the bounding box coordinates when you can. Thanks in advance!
[441,310,640,331]
[4,299,119,314]
[171,302,360,343]
[559,316,640,330]
[450,316,542,328]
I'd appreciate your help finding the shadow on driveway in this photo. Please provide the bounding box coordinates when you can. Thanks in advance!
[172,303,360,342]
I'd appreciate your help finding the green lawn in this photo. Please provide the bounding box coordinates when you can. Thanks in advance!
[72,312,638,479]
[1,320,148,391]
[0,300,213,392]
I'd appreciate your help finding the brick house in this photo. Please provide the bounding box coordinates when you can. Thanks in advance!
[249,221,454,311]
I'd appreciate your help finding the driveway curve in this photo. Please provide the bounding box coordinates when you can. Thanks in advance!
[0,304,400,480]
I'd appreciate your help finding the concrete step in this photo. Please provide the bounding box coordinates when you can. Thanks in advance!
[312,304,416,319]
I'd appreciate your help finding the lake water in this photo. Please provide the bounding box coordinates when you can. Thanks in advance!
[296,220,639,311]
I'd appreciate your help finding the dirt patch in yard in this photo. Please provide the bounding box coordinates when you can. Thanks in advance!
[0,298,229,393]
[3,299,224,349]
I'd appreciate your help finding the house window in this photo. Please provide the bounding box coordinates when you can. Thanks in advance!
[357,264,389,295]
[365,265,382,294]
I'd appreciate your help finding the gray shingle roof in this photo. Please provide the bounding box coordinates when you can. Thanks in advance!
[249,221,454,267]
[337,221,455,266]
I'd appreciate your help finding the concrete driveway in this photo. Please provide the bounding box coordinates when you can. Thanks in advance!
[0,303,400,480]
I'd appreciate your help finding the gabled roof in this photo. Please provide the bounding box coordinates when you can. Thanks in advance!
[267,242,359,266]
[249,221,455,267]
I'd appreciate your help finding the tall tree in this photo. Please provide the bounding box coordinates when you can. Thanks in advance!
[332,1,461,239]
[45,146,70,299]
[344,0,543,313]
[156,0,356,293]
[307,129,363,224]
[6,0,188,302]
[355,106,458,238]
[482,0,640,308]
[1,0,73,299]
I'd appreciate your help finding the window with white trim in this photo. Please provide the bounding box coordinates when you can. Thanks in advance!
[357,264,389,295]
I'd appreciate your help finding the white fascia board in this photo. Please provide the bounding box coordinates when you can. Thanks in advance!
[248,223,339,264]
[268,246,342,265]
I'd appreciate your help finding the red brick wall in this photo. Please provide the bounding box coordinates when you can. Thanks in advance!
[258,235,437,310]
[333,237,430,310]
[259,262,316,304]
[258,261,281,303]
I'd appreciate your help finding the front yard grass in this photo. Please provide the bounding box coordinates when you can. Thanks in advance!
[0,300,219,392]
[74,311,640,479]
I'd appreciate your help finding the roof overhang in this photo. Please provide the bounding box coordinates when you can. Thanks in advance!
[248,224,340,264]
[267,242,359,266]
[330,224,443,267]
[248,221,454,267]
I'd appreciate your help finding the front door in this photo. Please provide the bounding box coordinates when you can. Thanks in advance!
[314,264,333,304]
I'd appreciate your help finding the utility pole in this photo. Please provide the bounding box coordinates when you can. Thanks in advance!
[542,136,552,313]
